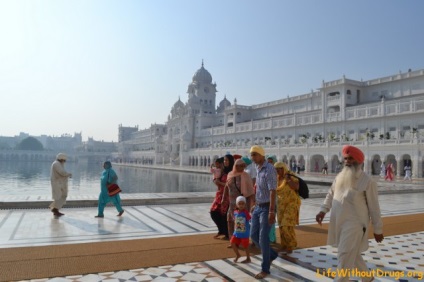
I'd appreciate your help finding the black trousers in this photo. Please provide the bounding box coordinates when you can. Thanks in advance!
[210,210,228,238]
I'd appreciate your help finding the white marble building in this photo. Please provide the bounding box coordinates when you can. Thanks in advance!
[114,63,424,178]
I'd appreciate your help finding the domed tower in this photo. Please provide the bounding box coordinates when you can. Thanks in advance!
[217,95,231,113]
[186,61,217,115]
[170,97,185,119]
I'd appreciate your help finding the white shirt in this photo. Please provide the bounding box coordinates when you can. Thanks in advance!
[320,171,383,251]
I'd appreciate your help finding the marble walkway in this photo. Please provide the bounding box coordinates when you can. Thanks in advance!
[0,192,423,282]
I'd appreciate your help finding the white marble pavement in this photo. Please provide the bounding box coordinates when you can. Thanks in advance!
[0,192,423,281]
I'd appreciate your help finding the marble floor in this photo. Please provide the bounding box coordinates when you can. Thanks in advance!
[1,193,423,281]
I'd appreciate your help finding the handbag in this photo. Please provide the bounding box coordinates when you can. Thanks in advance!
[107,171,122,196]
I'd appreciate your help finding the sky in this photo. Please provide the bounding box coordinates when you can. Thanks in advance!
[1,0,423,142]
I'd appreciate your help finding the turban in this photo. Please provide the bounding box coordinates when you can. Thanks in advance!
[250,145,265,156]
[267,155,277,163]
[233,154,242,160]
[274,161,289,171]
[56,153,67,161]
[241,156,252,165]
[342,145,364,164]
[236,196,246,204]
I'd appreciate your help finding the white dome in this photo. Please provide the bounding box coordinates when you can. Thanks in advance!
[192,62,212,84]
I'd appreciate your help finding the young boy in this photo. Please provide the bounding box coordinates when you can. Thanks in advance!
[230,196,251,263]
[210,158,223,181]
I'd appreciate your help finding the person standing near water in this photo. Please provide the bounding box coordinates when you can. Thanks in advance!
[49,153,72,217]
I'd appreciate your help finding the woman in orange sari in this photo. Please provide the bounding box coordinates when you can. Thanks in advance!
[274,162,300,255]
[385,163,394,181]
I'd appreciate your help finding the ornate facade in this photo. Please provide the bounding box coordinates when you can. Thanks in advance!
[114,63,424,178]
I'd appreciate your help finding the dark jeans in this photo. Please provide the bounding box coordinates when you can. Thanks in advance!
[250,205,278,273]
[210,210,228,237]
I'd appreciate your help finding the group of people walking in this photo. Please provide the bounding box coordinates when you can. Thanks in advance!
[50,145,385,281]
[209,146,302,279]
[380,161,395,181]
[210,145,384,281]
[380,160,414,182]
[49,153,124,218]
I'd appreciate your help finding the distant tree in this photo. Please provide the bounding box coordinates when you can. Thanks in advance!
[16,137,44,151]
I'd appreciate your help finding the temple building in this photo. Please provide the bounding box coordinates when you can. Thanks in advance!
[114,63,424,178]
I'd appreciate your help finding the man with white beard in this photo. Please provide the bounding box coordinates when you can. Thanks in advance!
[316,145,384,282]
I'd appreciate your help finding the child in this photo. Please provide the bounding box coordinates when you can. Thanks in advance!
[230,196,251,263]
[210,159,223,181]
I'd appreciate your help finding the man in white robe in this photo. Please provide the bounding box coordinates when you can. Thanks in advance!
[316,145,384,282]
[49,153,72,216]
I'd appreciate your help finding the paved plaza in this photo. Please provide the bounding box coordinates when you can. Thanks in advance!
[1,181,424,282]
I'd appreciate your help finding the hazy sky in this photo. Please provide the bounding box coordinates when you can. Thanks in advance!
[1,0,423,142]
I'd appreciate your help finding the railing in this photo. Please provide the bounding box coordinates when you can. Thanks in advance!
[327,95,340,101]
[198,99,423,137]
[198,137,424,151]
[326,112,341,122]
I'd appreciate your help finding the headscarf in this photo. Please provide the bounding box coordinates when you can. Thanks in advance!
[241,156,252,166]
[56,153,67,161]
[104,161,112,169]
[267,155,277,164]
[250,145,265,156]
[274,161,289,172]
[223,154,235,174]
[227,159,254,197]
[342,145,364,164]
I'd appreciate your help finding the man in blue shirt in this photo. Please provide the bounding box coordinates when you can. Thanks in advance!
[250,145,278,279]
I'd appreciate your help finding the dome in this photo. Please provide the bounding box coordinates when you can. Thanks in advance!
[219,96,231,108]
[192,61,212,84]
[172,98,184,110]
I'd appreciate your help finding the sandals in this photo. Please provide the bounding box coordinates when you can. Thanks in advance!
[213,233,222,239]
[254,272,268,279]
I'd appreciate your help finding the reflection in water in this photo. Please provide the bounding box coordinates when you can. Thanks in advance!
[0,161,215,196]
[118,167,215,193]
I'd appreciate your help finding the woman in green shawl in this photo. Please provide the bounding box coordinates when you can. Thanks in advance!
[95,161,124,218]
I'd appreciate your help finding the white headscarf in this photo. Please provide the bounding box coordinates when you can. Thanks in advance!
[56,153,67,161]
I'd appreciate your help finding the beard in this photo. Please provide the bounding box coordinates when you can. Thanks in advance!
[334,164,361,200]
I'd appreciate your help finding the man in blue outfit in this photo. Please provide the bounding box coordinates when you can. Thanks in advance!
[249,145,278,279]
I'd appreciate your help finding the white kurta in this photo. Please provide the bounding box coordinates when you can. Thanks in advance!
[320,171,383,252]
[49,160,71,209]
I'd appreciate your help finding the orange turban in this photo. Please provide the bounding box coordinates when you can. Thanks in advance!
[342,145,364,164]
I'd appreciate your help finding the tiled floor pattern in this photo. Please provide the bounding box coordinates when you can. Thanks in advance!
[17,232,424,282]
[41,262,226,282]
[286,231,424,282]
